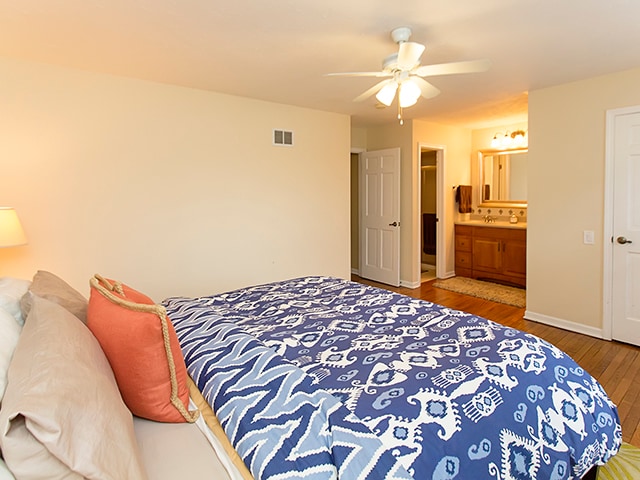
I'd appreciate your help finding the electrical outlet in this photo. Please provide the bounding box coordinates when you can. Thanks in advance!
[583,230,595,245]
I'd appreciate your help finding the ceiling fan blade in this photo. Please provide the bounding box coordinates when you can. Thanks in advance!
[353,79,394,102]
[411,77,441,99]
[414,59,491,77]
[324,71,391,78]
[397,42,426,70]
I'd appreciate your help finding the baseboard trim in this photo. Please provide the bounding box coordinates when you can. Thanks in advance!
[524,310,604,339]
[351,269,418,289]
[400,279,421,289]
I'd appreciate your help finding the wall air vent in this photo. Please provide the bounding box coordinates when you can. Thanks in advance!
[273,129,294,146]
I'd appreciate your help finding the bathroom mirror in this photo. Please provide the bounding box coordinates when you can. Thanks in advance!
[478,149,528,207]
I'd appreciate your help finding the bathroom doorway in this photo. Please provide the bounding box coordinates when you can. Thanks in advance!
[418,145,443,283]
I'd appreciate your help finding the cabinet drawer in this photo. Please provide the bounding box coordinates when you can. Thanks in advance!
[455,225,473,236]
[472,226,526,241]
[455,235,472,252]
[455,252,472,268]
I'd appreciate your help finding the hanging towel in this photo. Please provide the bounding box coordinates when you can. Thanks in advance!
[456,185,473,213]
[423,213,437,255]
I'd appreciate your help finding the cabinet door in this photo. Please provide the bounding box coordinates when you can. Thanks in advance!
[472,238,502,273]
[502,239,526,278]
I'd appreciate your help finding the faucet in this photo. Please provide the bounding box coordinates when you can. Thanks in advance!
[483,215,496,223]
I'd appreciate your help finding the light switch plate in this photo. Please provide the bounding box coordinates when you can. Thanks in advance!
[583,230,595,245]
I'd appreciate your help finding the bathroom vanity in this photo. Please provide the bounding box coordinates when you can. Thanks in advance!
[455,223,526,288]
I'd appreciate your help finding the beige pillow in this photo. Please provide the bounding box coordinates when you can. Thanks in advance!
[0,296,147,480]
[0,309,21,401]
[20,270,88,323]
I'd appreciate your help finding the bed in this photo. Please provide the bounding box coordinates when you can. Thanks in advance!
[0,273,622,479]
[163,275,622,480]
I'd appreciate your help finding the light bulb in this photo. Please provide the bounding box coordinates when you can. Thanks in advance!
[512,130,526,145]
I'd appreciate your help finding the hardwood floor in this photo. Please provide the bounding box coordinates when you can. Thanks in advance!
[352,275,640,448]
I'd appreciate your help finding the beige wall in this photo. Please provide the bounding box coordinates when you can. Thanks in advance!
[527,67,640,333]
[0,57,351,300]
[350,127,367,151]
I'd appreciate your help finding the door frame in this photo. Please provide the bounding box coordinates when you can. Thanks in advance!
[602,104,640,340]
[415,143,446,282]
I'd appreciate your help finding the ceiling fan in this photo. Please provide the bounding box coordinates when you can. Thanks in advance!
[326,27,490,122]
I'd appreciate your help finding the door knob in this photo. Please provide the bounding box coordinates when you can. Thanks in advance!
[617,236,633,245]
[389,221,399,227]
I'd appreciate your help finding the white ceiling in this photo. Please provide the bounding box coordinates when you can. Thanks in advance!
[1,0,640,128]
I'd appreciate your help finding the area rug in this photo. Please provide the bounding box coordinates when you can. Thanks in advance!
[432,277,526,308]
[597,442,640,479]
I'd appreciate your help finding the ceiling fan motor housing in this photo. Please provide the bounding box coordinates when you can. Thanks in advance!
[391,26,412,44]
[382,53,399,72]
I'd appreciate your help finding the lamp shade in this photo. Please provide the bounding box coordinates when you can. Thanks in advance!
[0,208,27,247]
[375,81,398,107]
[399,79,421,108]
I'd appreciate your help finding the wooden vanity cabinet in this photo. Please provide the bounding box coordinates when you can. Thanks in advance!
[454,225,473,278]
[455,225,526,287]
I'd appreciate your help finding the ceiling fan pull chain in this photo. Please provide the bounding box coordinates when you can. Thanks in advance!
[398,103,404,125]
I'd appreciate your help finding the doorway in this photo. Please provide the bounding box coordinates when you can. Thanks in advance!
[420,150,437,282]
[417,144,445,283]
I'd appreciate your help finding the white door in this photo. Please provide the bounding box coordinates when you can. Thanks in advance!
[359,148,401,287]
[611,110,640,346]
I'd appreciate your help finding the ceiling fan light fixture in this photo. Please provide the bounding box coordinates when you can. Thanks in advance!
[399,79,421,108]
[325,27,490,121]
[375,82,398,106]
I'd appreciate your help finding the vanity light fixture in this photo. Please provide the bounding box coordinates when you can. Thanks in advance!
[511,129,526,145]
[490,129,527,149]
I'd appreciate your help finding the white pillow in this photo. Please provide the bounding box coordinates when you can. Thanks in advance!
[0,277,30,326]
[0,309,21,400]
[0,459,15,480]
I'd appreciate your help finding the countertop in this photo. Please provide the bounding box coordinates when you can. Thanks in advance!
[454,220,527,229]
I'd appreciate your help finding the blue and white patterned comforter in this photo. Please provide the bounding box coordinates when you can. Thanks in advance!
[163,276,621,480]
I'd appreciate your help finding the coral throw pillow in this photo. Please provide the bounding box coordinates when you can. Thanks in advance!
[87,274,198,423]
